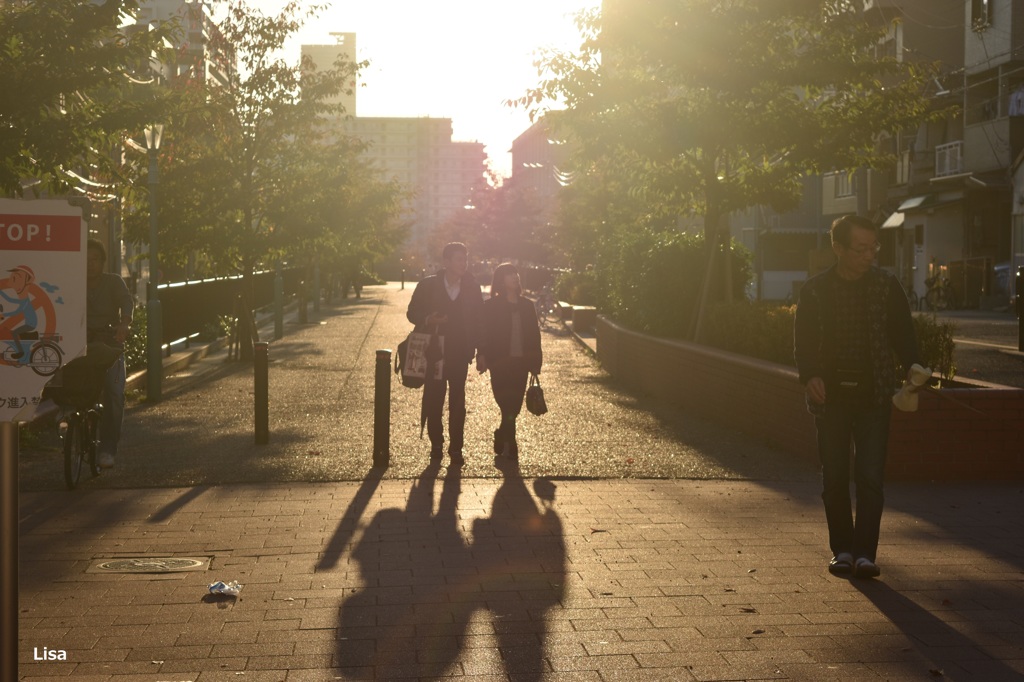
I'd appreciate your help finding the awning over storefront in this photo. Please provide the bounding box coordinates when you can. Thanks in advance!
[898,195,928,211]
[897,191,963,213]
[881,211,905,229]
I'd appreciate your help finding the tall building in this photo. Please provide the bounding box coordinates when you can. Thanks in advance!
[138,0,234,87]
[301,37,488,266]
[510,117,570,224]
[341,116,486,262]
[301,34,357,116]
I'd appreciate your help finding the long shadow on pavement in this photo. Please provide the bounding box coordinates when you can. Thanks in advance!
[853,578,1024,681]
[333,460,565,679]
[316,467,385,572]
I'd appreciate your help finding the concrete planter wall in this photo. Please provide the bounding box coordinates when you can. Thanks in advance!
[596,315,1024,480]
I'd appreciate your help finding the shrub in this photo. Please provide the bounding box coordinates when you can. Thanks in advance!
[605,229,752,337]
[698,303,958,381]
[197,314,233,342]
[702,302,797,366]
[913,313,957,381]
[554,269,600,305]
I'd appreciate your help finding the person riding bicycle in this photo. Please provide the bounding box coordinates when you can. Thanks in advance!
[86,240,134,470]
[0,265,38,362]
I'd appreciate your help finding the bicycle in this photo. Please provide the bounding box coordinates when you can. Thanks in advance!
[906,287,919,311]
[41,345,120,490]
[924,274,957,311]
[533,288,561,326]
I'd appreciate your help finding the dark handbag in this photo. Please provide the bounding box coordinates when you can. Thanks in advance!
[395,335,424,389]
[525,373,547,416]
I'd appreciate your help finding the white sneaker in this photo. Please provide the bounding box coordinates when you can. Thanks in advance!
[97,452,115,469]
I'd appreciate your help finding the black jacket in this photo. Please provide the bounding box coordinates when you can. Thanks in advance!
[794,265,920,407]
[479,295,542,375]
[407,271,483,365]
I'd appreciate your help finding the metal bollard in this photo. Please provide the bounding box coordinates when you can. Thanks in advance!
[298,281,308,324]
[1017,267,1023,352]
[1015,264,1024,352]
[313,264,321,315]
[373,349,391,468]
[254,341,269,444]
[1,421,18,682]
[274,264,284,341]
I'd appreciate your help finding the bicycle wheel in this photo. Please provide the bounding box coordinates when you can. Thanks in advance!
[30,342,62,376]
[63,416,86,490]
[536,296,561,323]
[925,288,948,311]
[87,411,101,477]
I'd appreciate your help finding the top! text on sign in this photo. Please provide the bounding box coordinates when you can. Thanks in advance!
[0,214,81,252]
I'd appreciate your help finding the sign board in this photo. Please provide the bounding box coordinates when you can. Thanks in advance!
[0,199,87,422]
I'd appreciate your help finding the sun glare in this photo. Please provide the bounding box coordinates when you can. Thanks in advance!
[252,0,600,177]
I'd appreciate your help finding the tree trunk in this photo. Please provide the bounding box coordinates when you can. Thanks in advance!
[237,266,256,362]
[689,235,717,343]
[721,217,733,303]
[689,156,721,342]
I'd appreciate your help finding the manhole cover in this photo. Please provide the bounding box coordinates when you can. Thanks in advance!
[87,557,210,574]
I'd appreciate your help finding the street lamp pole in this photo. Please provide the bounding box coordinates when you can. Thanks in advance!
[145,124,164,403]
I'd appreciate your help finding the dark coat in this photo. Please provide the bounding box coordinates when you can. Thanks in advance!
[794,265,920,407]
[407,270,483,365]
[479,295,542,375]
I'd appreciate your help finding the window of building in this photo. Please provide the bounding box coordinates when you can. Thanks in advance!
[972,0,991,31]
[876,21,900,61]
[966,70,1000,124]
[834,171,856,198]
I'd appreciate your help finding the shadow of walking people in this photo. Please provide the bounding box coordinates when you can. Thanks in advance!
[335,460,566,679]
[472,461,566,680]
[336,462,477,679]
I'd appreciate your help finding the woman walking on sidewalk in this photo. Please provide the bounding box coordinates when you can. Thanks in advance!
[476,263,542,461]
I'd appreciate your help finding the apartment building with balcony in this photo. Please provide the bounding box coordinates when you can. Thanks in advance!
[885,0,1015,308]
[737,1,1013,307]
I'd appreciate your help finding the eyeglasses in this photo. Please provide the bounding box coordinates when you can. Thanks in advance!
[846,242,881,256]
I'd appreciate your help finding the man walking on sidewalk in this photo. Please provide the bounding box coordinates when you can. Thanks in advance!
[407,242,483,466]
[794,215,920,579]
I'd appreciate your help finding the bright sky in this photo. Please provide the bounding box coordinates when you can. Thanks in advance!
[254,0,600,178]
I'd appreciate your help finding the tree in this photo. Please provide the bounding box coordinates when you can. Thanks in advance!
[0,0,170,196]
[432,172,552,266]
[124,0,357,273]
[266,133,409,292]
[121,0,388,357]
[521,0,939,338]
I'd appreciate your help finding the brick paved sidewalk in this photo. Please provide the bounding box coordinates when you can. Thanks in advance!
[17,475,1024,680]
[15,282,1024,680]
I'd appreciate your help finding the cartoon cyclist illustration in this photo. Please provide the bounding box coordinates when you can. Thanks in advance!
[0,263,63,375]
[0,265,39,360]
